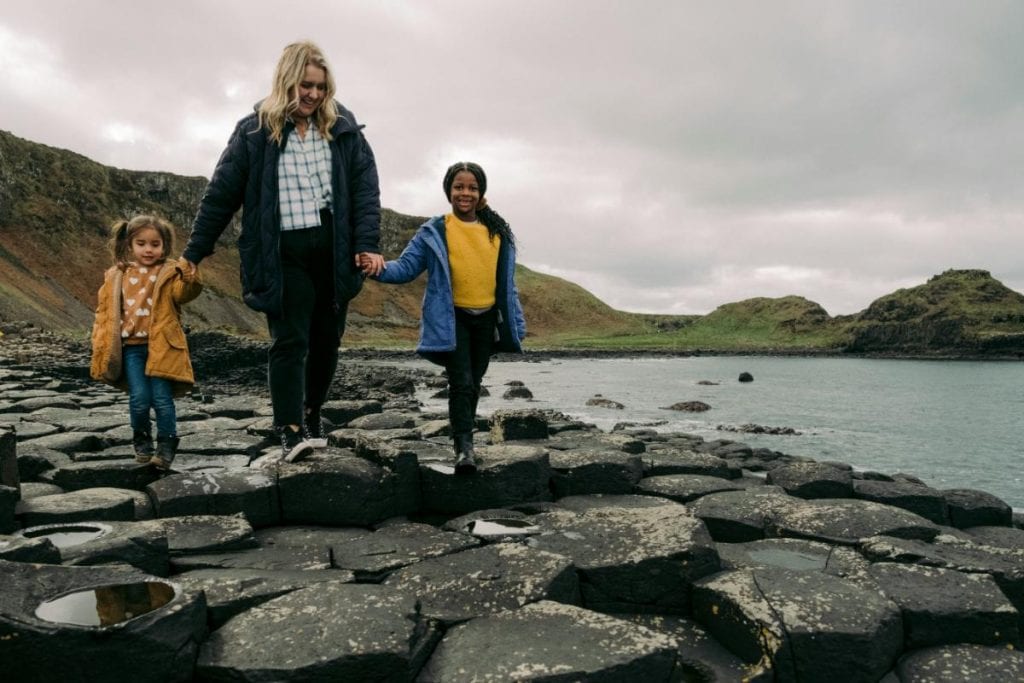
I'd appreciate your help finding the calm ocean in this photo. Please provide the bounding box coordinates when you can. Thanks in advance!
[407,356,1024,510]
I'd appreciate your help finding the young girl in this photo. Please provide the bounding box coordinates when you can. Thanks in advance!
[366,162,526,473]
[91,215,203,470]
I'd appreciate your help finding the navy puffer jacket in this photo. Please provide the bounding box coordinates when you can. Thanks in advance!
[183,101,381,315]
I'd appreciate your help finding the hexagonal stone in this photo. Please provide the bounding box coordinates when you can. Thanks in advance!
[147,469,280,528]
[636,473,744,504]
[16,487,140,526]
[420,444,551,515]
[687,488,797,542]
[40,459,163,492]
[852,479,949,525]
[0,561,206,683]
[276,447,418,526]
[419,601,677,681]
[867,562,1019,648]
[766,462,853,499]
[693,567,902,682]
[942,488,1013,528]
[195,583,430,681]
[385,542,579,624]
[895,643,1024,681]
[142,514,258,555]
[18,519,169,576]
[627,615,768,683]
[330,522,479,581]
[859,535,1024,620]
[549,448,643,497]
[174,567,354,628]
[529,503,720,614]
[489,408,550,442]
[964,525,1024,551]
[769,498,940,546]
[642,447,739,479]
[0,533,61,563]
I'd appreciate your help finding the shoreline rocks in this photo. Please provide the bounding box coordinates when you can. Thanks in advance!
[1,328,1023,680]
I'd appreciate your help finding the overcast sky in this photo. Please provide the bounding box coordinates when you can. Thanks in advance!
[3,1,1022,315]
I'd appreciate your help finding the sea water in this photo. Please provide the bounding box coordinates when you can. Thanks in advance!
[406,356,1024,510]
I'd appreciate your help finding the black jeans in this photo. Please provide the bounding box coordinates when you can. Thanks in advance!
[266,210,347,426]
[445,307,497,438]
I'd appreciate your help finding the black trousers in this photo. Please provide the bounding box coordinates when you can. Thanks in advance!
[266,210,347,426]
[444,307,497,438]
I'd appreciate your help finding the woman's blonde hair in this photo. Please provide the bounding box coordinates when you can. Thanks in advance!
[108,215,175,265]
[258,41,338,144]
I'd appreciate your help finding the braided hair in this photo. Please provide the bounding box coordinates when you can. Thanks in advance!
[442,162,514,245]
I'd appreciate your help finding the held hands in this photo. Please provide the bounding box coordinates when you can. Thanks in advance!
[356,252,385,277]
[180,258,198,277]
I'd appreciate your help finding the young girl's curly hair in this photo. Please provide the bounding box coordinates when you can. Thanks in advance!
[108,215,175,266]
[442,162,514,246]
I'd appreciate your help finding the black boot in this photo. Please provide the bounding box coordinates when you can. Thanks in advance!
[453,433,477,475]
[151,436,179,471]
[133,430,154,464]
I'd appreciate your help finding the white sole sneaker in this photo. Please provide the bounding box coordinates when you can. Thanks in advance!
[283,439,315,463]
[306,437,328,449]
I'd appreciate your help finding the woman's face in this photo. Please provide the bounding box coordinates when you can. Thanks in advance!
[293,64,327,119]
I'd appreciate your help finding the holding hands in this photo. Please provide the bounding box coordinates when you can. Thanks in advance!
[356,252,385,277]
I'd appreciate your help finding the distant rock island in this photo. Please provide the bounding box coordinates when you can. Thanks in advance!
[2,129,1023,358]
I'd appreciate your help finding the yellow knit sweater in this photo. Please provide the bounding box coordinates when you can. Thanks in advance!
[446,214,499,309]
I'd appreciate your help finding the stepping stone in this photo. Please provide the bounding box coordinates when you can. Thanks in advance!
[40,459,163,492]
[693,567,903,682]
[529,503,720,614]
[419,601,677,681]
[147,469,280,528]
[19,431,111,455]
[868,562,1019,648]
[276,447,418,526]
[318,399,383,427]
[769,498,940,546]
[18,519,170,576]
[549,448,643,497]
[347,412,416,430]
[0,561,207,683]
[490,408,550,441]
[332,522,479,581]
[717,537,870,581]
[174,567,355,628]
[628,615,768,683]
[143,514,258,555]
[195,583,430,681]
[766,462,854,499]
[384,543,579,624]
[0,533,61,563]
[853,479,949,525]
[942,488,1013,528]
[687,488,797,542]
[636,473,744,504]
[860,535,1024,619]
[642,448,739,479]
[170,545,331,573]
[420,444,551,515]
[963,525,1024,551]
[16,487,140,526]
[895,643,1024,681]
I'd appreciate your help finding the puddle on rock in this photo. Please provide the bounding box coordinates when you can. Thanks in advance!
[470,519,541,538]
[21,524,111,549]
[35,582,176,626]
[747,547,827,570]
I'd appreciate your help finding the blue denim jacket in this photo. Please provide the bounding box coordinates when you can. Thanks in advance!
[375,215,526,357]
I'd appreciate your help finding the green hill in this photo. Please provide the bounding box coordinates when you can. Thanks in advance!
[2,129,1023,357]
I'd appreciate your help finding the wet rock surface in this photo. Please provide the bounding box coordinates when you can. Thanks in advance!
[1,327,1022,680]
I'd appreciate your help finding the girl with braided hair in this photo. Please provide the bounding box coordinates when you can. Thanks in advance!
[364,162,526,473]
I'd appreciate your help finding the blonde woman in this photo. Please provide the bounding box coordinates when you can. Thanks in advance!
[182,41,384,462]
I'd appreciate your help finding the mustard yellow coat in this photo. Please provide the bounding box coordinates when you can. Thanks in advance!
[90,258,203,397]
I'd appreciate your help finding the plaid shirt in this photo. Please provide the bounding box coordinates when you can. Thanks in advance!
[278,123,332,231]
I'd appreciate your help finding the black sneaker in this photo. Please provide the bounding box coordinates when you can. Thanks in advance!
[133,430,154,464]
[277,425,314,463]
[303,409,328,448]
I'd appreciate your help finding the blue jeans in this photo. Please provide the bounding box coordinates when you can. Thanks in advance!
[123,344,177,437]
